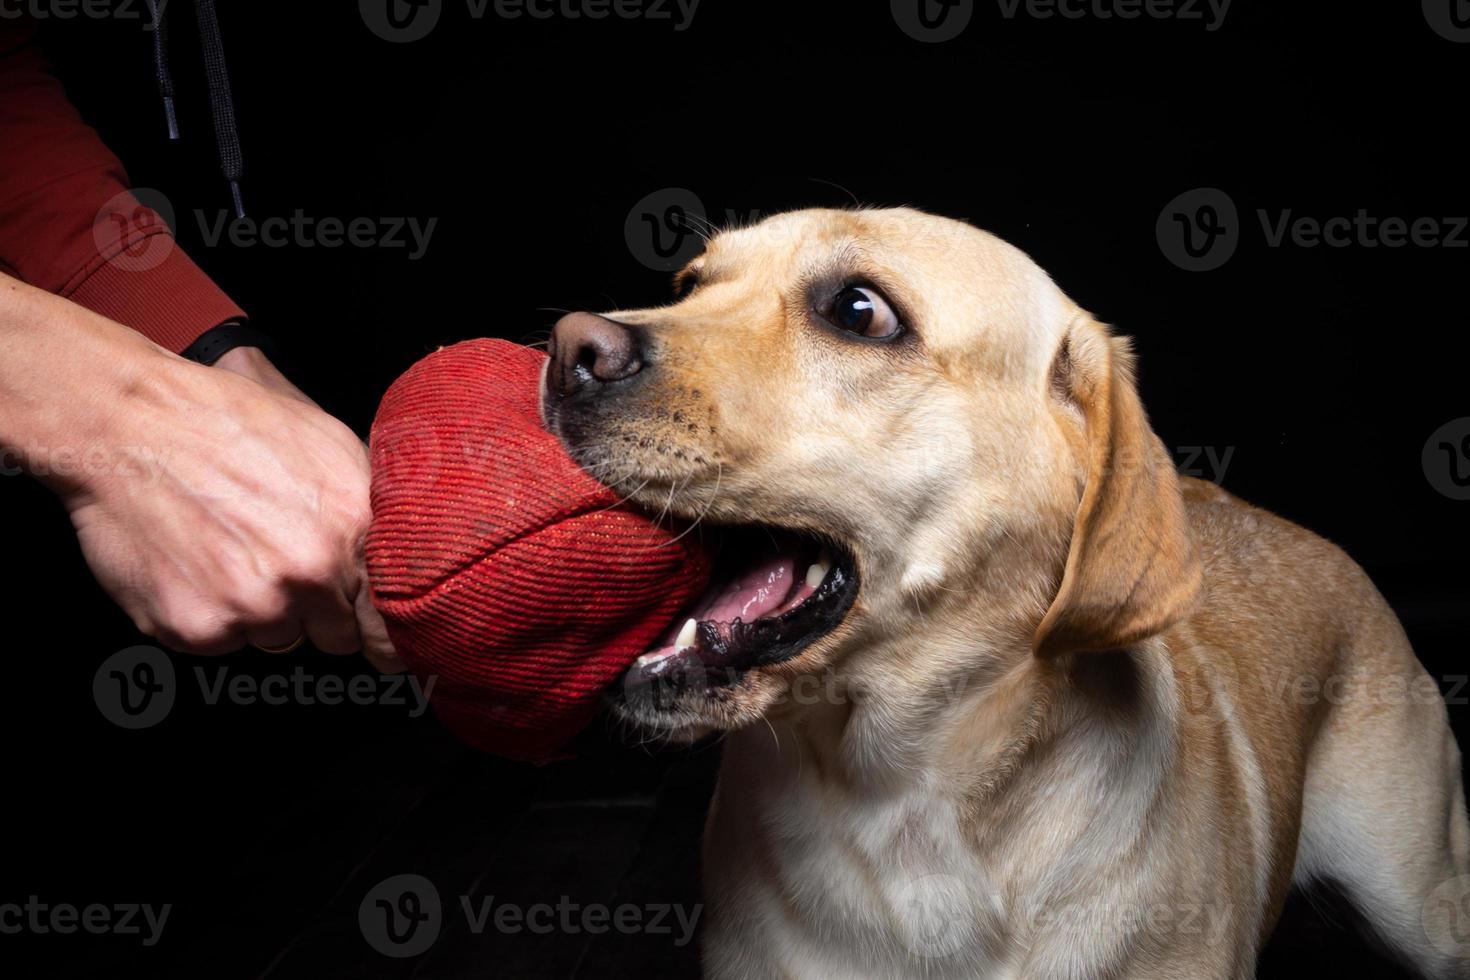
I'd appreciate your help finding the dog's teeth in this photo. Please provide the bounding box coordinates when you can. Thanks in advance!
[805,561,829,588]
[675,617,699,651]
[635,618,701,668]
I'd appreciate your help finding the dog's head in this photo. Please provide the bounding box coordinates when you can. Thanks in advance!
[542,207,1200,739]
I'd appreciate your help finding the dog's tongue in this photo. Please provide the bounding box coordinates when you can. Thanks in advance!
[696,554,799,624]
[637,546,824,666]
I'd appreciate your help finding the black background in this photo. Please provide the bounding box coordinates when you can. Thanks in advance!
[3,0,1467,976]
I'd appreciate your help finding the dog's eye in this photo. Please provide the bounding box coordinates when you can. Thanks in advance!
[826,286,901,340]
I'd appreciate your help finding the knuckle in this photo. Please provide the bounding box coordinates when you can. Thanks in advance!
[170,616,231,652]
[282,547,341,589]
[233,587,291,626]
[154,595,236,652]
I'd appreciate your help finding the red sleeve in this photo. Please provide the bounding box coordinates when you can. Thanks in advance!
[0,20,245,353]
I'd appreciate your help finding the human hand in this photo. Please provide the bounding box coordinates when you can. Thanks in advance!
[209,344,404,672]
[68,355,403,667]
[214,344,316,406]
[1,279,401,671]
[69,355,403,667]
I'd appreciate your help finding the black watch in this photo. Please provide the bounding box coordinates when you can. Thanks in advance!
[181,320,278,366]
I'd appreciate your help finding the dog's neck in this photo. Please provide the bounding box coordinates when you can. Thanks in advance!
[738,617,1180,797]
[709,628,1182,973]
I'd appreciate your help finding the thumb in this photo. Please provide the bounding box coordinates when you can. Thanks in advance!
[354,551,406,674]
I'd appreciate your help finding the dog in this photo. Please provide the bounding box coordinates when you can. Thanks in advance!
[540,207,1470,978]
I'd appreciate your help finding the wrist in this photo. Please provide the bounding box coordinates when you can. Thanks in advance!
[182,320,276,366]
[213,342,318,407]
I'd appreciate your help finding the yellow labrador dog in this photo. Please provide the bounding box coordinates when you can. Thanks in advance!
[541,207,1470,979]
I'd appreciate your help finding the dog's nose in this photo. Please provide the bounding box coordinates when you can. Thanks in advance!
[547,312,644,396]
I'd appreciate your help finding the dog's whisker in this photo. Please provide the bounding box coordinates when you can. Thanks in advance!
[566,449,662,516]
[806,176,861,208]
[652,472,686,529]
[760,715,781,756]
[680,209,716,243]
[659,463,722,550]
[588,475,654,516]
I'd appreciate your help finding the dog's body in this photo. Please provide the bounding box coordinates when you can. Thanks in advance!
[704,477,1466,979]
[543,207,1469,978]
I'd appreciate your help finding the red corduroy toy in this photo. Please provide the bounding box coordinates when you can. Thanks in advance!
[365,339,711,761]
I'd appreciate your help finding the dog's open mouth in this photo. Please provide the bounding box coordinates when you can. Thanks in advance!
[625,526,859,690]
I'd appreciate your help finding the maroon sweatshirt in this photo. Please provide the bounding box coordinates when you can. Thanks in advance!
[0,20,243,353]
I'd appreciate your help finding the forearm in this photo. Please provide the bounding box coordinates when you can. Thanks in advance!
[0,20,245,352]
[0,271,176,487]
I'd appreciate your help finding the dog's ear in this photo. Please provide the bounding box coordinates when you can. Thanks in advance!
[1033,316,1202,658]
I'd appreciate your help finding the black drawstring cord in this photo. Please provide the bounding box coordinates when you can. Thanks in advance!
[193,0,245,219]
[145,0,247,219]
[146,0,178,140]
